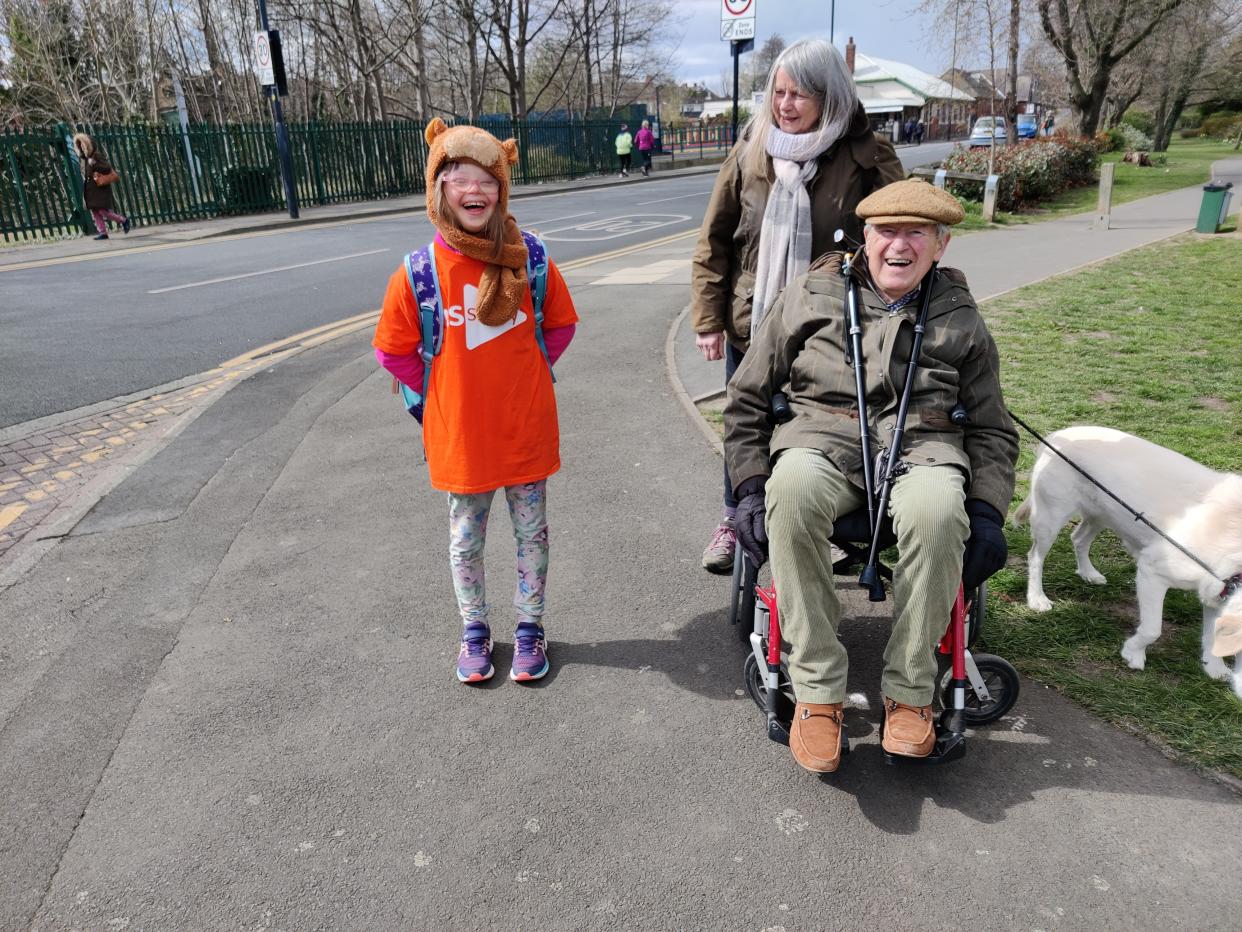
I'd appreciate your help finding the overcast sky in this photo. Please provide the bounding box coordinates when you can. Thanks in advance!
[671,0,964,92]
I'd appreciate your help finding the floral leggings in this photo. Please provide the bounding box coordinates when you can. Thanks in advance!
[447,481,548,629]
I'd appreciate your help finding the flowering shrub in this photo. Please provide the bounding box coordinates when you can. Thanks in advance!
[941,138,1100,211]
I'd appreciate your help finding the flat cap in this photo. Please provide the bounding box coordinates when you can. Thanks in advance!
[856,178,965,226]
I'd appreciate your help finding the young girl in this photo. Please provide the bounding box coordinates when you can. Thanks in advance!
[373,120,578,684]
[72,133,130,241]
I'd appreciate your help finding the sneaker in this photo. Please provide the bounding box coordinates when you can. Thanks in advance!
[122,217,131,234]
[455,621,494,683]
[701,519,736,575]
[93,233,109,240]
[510,622,549,682]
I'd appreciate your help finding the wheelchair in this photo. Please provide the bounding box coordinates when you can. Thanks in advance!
[727,506,1020,765]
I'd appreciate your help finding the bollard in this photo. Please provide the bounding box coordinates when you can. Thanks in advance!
[982,174,999,223]
[933,168,947,189]
[1096,162,1115,230]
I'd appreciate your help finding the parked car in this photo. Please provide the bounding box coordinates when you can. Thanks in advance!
[968,116,1008,147]
[1016,113,1038,139]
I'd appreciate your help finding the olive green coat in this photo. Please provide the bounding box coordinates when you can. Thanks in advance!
[689,105,904,351]
[724,252,1019,517]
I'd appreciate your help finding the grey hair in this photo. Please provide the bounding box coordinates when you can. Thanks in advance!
[741,37,859,178]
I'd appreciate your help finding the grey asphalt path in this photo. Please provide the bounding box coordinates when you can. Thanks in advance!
[2,228,1241,930]
[677,159,1242,402]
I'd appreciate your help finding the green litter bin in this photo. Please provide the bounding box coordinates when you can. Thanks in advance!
[1195,181,1234,233]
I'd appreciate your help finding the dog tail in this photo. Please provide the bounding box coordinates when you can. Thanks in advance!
[1014,497,1031,525]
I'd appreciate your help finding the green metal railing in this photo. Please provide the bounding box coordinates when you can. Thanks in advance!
[1,118,645,242]
[661,124,736,154]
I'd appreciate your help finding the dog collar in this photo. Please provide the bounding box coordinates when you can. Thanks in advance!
[1221,574,1242,601]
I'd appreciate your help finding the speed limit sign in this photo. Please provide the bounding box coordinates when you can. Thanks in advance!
[254,31,276,86]
[721,0,756,41]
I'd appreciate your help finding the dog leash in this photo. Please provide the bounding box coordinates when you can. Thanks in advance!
[1008,410,1242,601]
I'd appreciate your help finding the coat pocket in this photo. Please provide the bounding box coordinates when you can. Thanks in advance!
[729,269,756,346]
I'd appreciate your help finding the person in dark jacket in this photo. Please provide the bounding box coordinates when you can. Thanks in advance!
[724,179,1018,773]
[73,133,130,241]
[689,37,903,575]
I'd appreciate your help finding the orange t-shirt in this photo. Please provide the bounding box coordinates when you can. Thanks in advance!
[373,240,579,493]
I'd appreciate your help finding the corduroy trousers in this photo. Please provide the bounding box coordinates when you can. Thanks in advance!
[766,447,968,707]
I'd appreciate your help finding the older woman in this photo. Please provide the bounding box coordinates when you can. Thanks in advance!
[691,38,903,574]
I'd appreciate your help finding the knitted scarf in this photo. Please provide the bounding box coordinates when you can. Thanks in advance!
[750,116,851,336]
[428,201,529,327]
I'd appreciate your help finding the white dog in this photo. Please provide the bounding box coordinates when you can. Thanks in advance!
[1015,426,1242,696]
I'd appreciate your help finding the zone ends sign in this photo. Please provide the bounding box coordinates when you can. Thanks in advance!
[721,0,755,41]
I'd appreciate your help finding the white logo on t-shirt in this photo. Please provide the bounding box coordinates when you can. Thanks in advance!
[443,283,527,350]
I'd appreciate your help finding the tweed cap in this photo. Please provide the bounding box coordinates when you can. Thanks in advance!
[856,178,965,227]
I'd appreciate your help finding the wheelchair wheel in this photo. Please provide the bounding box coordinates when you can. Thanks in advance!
[743,652,796,725]
[966,580,987,648]
[941,653,1020,726]
[728,553,758,644]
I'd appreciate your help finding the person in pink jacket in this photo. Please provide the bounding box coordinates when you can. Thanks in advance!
[635,120,656,176]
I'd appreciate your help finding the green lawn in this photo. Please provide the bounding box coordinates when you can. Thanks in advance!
[983,232,1242,777]
[1023,137,1242,219]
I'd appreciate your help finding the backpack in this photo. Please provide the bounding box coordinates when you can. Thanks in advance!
[397,230,553,422]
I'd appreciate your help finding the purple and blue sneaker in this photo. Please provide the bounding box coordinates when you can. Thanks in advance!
[456,621,494,683]
[510,622,549,682]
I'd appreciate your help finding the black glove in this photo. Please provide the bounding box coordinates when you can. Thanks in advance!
[962,499,1007,590]
[734,476,768,567]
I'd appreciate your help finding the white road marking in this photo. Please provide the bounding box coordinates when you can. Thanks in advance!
[524,210,596,226]
[147,248,390,294]
[540,214,690,242]
[634,190,711,205]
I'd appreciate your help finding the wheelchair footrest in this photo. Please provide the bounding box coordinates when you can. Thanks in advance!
[882,724,965,766]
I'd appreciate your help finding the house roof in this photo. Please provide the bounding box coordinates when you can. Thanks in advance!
[942,68,1034,101]
[853,53,973,103]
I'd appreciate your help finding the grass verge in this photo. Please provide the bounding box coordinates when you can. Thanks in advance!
[1022,137,1242,220]
[985,231,1242,777]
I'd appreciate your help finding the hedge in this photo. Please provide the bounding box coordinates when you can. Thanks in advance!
[941,137,1099,212]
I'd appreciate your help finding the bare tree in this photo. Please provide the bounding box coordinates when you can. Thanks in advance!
[1037,0,1187,135]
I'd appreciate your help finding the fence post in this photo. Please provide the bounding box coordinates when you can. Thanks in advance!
[1095,162,1115,230]
[982,174,999,223]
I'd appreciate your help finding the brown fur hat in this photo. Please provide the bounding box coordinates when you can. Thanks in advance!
[424,118,519,220]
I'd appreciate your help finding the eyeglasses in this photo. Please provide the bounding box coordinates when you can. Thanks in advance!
[444,175,499,194]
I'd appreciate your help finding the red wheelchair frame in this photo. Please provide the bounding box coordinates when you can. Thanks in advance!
[730,543,1020,766]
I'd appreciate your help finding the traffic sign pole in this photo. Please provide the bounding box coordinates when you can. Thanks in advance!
[256,0,299,220]
[722,0,756,145]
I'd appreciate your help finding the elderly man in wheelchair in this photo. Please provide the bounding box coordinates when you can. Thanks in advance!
[724,179,1018,773]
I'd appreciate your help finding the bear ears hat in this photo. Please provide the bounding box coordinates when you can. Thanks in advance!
[424,118,518,216]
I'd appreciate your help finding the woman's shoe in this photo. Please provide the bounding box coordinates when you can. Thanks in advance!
[93,233,109,240]
[122,218,131,234]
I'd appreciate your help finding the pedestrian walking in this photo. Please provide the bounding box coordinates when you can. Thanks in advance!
[689,37,903,574]
[373,120,579,684]
[635,119,655,176]
[72,133,129,241]
[615,124,634,177]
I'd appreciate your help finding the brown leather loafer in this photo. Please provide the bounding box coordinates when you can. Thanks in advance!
[881,697,935,757]
[790,702,845,773]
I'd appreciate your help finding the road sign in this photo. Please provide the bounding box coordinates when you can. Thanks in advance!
[254,31,276,86]
[721,0,755,41]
